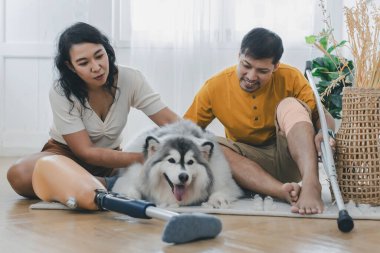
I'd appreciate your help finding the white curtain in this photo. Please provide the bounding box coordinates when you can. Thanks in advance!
[115,0,320,137]
[128,0,318,46]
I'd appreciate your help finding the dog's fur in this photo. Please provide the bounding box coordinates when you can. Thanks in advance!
[112,120,243,208]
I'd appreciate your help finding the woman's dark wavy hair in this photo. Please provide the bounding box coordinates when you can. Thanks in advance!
[54,22,118,110]
[240,27,284,64]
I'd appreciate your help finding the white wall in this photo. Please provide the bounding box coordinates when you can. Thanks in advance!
[1,0,360,156]
[0,0,112,156]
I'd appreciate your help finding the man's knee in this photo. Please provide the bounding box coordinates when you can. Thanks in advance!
[276,98,312,136]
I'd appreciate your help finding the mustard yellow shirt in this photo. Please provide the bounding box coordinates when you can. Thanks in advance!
[184,63,317,146]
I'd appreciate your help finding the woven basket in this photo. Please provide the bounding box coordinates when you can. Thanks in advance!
[335,87,380,205]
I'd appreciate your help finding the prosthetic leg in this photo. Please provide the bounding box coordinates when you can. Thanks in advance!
[305,62,354,232]
[32,155,222,243]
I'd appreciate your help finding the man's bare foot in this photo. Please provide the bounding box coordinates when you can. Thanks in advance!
[290,182,323,215]
[282,182,301,205]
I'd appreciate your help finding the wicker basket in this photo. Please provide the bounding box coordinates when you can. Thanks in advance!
[335,87,380,205]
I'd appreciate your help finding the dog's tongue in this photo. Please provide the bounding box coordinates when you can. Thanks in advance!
[174,185,186,201]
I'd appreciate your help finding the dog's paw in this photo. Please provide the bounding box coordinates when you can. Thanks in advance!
[168,203,180,208]
[120,188,142,200]
[204,192,232,209]
[157,203,169,208]
[157,203,179,208]
[201,201,215,208]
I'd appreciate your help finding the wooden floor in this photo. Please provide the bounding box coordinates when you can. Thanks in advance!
[1,156,379,253]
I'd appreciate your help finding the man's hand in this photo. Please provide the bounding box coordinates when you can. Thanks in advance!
[314,129,336,157]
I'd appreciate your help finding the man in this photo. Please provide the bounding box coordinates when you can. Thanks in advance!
[184,27,336,214]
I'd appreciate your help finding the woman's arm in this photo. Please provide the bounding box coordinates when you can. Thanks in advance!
[149,107,180,126]
[63,107,179,168]
[63,130,143,168]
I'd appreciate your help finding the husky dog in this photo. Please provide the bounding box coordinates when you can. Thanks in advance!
[112,120,243,208]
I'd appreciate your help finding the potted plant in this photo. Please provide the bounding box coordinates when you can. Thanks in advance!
[305,28,354,119]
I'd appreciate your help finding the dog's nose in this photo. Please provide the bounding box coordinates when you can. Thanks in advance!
[178,173,189,183]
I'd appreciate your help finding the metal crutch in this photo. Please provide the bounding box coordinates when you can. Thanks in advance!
[305,61,354,232]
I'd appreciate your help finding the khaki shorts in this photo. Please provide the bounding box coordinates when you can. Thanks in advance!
[41,139,119,177]
[217,135,300,183]
[216,99,313,183]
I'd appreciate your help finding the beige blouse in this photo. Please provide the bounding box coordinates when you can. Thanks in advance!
[49,65,166,149]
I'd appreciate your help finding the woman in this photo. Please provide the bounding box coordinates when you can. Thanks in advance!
[7,22,179,198]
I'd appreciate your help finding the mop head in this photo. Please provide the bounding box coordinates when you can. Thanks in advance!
[162,213,222,244]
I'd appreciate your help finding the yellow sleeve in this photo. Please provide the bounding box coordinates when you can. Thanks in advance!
[183,81,215,129]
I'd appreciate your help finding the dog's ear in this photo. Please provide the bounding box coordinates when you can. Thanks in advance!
[144,136,160,157]
[200,141,214,161]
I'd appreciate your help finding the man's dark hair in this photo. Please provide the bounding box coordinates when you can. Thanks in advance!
[240,27,284,64]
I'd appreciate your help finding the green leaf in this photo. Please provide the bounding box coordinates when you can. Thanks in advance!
[345,74,354,84]
[327,40,347,54]
[330,94,342,108]
[331,55,341,66]
[322,56,337,71]
[336,40,347,48]
[330,108,341,119]
[317,80,331,88]
[328,72,340,80]
[305,35,317,44]
[347,60,354,69]
[311,67,329,77]
[319,36,328,50]
[313,57,327,67]
[327,46,335,54]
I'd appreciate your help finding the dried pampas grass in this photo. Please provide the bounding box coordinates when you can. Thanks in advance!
[345,0,380,89]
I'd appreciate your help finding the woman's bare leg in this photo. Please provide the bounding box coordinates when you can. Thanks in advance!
[7,152,56,198]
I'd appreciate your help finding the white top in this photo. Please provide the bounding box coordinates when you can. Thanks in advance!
[49,65,166,149]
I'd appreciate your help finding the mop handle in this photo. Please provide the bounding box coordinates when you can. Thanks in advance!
[95,190,155,219]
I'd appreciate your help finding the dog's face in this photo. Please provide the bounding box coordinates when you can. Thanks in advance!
[143,136,214,205]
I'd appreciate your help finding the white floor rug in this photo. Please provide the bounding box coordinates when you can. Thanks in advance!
[30,181,380,220]
[168,192,380,220]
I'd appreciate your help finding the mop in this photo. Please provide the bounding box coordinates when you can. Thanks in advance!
[305,61,354,232]
[32,155,222,244]
[94,190,222,244]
